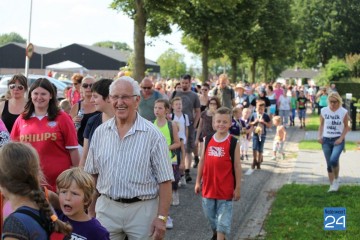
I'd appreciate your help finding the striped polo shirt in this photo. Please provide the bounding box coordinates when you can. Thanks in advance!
[84,113,174,200]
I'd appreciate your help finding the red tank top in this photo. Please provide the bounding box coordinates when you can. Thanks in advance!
[202,134,234,200]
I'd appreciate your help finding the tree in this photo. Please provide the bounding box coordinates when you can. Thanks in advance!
[293,0,360,67]
[111,0,177,82]
[0,32,26,46]
[93,41,132,52]
[157,48,186,79]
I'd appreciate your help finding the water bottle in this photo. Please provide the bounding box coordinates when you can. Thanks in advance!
[75,108,84,130]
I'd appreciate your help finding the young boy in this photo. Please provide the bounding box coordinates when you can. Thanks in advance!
[195,107,242,240]
[249,100,271,171]
[229,107,242,139]
[240,108,252,161]
[56,167,110,239]
[271,116,287,160]
[297,91,308,129]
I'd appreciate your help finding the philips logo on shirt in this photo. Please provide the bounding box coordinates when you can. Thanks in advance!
[208,146,225,157]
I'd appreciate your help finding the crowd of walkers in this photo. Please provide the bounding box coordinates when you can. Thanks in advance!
[0,72,349,239]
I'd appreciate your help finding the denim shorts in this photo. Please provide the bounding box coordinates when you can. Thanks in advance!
[202,198,233,237]
[252,135,266,153]
[322,137,345,172]
[298,109,306,119]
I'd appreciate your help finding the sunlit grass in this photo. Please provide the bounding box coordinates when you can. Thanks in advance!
[299,140,357,150]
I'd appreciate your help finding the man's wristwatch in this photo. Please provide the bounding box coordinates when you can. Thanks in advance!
[158,215,167,223]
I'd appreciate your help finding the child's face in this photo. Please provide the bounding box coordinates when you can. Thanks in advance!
[242,110,250,119]
[213,113,232,134]
[273,119,280,126]
[154,102,167,118]
[91,92,108,112]
[256,102,265,113]
[234,110,242,120]
[172,100,182,112]
[58,181,88,221]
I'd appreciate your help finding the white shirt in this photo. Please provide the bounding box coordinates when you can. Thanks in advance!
[171,113,190,144]
[321,107,347,138]
[278,95,291,110]
[84,113,174,200]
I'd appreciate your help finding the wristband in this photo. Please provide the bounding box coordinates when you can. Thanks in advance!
[157,215,167,223]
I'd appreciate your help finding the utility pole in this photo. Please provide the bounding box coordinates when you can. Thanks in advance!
[25,0,33,77]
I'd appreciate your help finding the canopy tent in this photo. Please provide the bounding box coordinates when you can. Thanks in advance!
[45,60,89,74]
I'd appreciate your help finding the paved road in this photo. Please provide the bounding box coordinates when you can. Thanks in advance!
[165,126,359,239]
[165,127,302,240]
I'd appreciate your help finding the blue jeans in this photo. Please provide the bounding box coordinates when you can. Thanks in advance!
[202,198,233,237]
[322,137,344,172]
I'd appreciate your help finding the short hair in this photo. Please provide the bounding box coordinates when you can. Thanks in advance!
[110,76,140,96]
[155,98,170,109]
[59,99,71,112]
[232,107,242,115]
[207,96,221,108]
[9,74,28,91]
[181,74,191,81]
[202,83,210,89]
[56,167,95,210]
[273,116,282,123]
[216,106,232,117]
[91,78,113,100]
[170,96,182,106]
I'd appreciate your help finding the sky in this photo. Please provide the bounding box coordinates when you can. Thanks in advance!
[0,0,196,66]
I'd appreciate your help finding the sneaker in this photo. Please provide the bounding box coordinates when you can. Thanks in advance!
[166,216,173,229]
[328,184,335,192]
[172,191,180,206]
[179,176,187,187]
[332,179,339,191]
[240,155,244,161]
[245,154,248,160]
[271,156,276,160]
[245,168,254,175]
[185,172,192,182]
[193,156,199,168]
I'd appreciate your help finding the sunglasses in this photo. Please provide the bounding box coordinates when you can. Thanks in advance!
[142,87,152,90]
[9,84,24,90]
[201,89,209,91]
[82,83,93,89]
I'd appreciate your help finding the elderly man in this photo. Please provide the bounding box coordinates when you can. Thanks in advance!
[212,74,236,108]
[85,76,173,240]
[138,77,163,121]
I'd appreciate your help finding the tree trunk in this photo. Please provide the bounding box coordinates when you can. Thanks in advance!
[201,35,209,82]
[231,56,237,83]
[133,0,146,82]
[264,60,268,82]
[250,57,257,83]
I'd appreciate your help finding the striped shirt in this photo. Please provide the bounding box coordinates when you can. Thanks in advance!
[84,113,174,200]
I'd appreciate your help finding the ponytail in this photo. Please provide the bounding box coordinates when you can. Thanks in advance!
[30,189,72,236]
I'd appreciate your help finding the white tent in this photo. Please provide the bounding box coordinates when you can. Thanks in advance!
[45,60,89,74]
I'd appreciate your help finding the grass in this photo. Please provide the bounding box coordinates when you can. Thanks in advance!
[305,113,320,131]
[299,140,358,150]
[263,184,360,240]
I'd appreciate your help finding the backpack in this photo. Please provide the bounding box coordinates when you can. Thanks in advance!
[13,209,67,240]
[204,134,238,186]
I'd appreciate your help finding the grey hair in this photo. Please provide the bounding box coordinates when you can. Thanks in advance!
[109,76,141,96]
[82,75,96,82]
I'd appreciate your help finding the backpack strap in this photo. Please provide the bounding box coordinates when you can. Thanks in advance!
[167,121,174,146]
[204,134,237,187]
[14,209,51,237]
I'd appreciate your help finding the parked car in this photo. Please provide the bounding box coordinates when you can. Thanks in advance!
[0,74,67,100]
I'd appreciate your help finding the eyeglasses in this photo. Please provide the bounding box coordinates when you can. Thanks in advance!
[258,104,265,107]
[142,87,152,90]
[9,84,24,90]
[201,89,208,91]
[82,83,93,89]
[110,95,137,101]
[209,102,217,106]
[330,100,339,104]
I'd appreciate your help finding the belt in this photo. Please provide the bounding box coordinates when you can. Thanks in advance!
[106,195,142,204]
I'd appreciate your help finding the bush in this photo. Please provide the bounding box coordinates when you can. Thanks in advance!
[326,57,351,82]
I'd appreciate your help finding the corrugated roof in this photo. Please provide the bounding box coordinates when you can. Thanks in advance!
[280,69,321,79]
[75,44,158,66]
[4,42,55,54]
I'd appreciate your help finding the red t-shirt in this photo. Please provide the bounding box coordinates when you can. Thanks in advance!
[67,89,80,106]
[202,134,234,200]
[10,111,78,191]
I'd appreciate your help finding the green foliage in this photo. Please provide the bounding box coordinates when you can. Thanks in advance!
[0,32,26,46]
[335,82,360,100]
[157,48,186,78]
[264,184,360,239]
[93,41,132,52]
[325,57,351,82]
[345,54,360,78]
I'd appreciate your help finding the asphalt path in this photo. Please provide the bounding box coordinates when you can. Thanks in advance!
[165,127,302,240]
